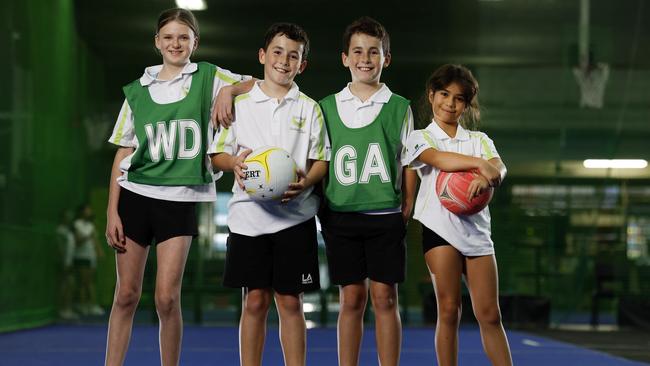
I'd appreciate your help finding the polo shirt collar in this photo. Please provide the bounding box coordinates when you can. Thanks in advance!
[338,83,391,104]
[250,80,300,102]
[428,119,470,141]
[140,62,198,86]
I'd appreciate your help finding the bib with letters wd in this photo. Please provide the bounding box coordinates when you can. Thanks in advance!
[123,62,215,185]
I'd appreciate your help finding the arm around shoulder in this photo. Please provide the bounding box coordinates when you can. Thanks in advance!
[213,79,257,128]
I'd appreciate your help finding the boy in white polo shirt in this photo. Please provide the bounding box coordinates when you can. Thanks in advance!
[209,23,329,366]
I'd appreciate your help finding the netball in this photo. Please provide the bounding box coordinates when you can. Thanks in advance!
[243,146,297,201]
[436,170,493,215]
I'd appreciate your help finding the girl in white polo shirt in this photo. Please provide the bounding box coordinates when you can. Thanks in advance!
[104,8,251,366]
[405,64,513,366]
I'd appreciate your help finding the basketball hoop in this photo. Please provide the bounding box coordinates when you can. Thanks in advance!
[83,113,112,151]
[573,63,609,109]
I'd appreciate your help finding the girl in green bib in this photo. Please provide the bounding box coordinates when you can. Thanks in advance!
[104,8,251,366]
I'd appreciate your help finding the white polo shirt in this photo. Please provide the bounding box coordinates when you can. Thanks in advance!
[73,218,98,267]
[108,62,248,202]
[334,83,414,214]
[209,81,331,236]
[406,120,500,256]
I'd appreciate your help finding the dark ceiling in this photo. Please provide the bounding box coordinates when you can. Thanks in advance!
[73,0,650,177]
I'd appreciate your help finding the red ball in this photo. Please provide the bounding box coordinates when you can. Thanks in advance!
[436,170,493,215]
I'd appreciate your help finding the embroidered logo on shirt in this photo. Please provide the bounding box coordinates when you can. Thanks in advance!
[290,116,307,133]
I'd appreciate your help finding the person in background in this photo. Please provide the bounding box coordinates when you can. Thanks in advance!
[56,209,78,320]
[73,203,105,317]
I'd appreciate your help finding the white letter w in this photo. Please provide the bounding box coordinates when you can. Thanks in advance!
[145,121,177,162]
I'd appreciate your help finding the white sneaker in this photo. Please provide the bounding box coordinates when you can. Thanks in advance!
[59,309,79,320]
[88,305,105,316]
[74,304,89,316]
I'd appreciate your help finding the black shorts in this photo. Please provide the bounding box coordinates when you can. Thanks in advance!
[73,259,92,268]
[320,210,406,286]
[421,225,452,254]
[117,188,198,247]
[223,218,320,295]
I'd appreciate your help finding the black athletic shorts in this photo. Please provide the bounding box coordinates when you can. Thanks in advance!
[223,218,320,295]
[421,225,452,254]
[117,188,198,247]
[320,210,406,286]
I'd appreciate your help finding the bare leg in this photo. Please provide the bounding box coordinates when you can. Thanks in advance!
[275,293,306,366]
[105,238,149,366]
[154,236,192,366]
[240,288,273,366]
[88,267,99,309]
[465,255,513,366]
[424,246,464,366]
[60,267,75,313]
[338,282,368,366]
[369,281,401,366]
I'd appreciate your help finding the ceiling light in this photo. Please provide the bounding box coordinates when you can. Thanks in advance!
[175,0,207,10]
[583,159,648,169]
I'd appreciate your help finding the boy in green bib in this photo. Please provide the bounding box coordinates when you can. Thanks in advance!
[318,17,416,366]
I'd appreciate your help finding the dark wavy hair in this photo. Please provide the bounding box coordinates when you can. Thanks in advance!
[419,64,480,130]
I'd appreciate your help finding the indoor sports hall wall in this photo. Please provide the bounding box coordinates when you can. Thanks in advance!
[0,0,109,331]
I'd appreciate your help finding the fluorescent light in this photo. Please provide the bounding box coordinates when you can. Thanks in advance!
[583,159,648,169]
[175,0,207,10]
[303,303,316,313]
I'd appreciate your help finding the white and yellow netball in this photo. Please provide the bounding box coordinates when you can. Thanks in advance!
[242,146,298,202]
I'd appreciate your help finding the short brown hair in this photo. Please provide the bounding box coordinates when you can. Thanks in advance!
[263,23,310,60]
[342,16,390,55]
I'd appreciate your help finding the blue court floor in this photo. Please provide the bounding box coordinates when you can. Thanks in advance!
[0,325,647,365]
